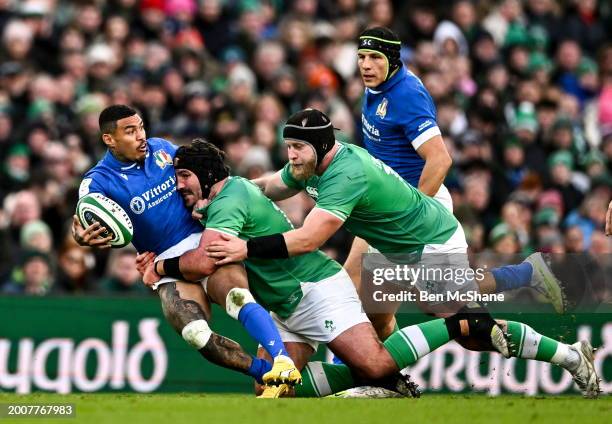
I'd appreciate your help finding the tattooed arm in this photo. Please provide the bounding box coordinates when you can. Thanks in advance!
[158,282,253,373]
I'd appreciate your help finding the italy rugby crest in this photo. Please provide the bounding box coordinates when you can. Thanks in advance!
[376,98,388,119]
[154,150,173,169]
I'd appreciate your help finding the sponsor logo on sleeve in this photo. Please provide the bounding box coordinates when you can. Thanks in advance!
[418,120,433,132]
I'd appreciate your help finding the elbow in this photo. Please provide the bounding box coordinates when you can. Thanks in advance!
[443,153,452,172]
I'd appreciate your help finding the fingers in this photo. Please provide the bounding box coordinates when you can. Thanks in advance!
[606,206,612,236]
[136,253,156,275]
[136,252,155,264]
[207,250,225,258]
[192,210,203,220]
[205,243,225,252]
[214,257,235,266]
[72,215,82,229]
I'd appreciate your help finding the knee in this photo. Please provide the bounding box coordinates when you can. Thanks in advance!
[181,319,212,349]
[225,287,256,319]
[209,264,248,287]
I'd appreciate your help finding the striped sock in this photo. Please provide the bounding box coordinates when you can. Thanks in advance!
[384,319,451,369]
[295,320,451,398]
[295,362,354,397]
[506,321,579,370]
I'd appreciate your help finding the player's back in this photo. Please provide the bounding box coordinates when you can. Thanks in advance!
[361,66,439,187]
[284,143,458,255]
[200,177,342,318]
[79,137,201,254]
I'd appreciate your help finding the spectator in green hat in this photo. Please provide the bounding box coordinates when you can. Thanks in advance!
[528,51,553,85]
[549,150,584,214]
[550,116,575,150]
[582,150,607,179]
[533,207,564,254]
[488,222,519,255]
[0,144,30,196]
[576,57,599,101]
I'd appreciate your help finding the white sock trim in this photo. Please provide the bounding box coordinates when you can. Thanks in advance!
[401,326,430,358]
[520,325,542,359]
[225,287,256,320]
[306,362,332,396]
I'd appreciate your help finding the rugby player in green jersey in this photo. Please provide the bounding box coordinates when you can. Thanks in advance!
[139,139,526,399]
[206,109,600,398]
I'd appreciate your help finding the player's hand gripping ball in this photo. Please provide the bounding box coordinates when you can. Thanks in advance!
[76,193,133,247]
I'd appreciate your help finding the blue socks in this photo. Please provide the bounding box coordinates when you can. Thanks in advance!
[238,302,288,358]
[491,262,533,293]
[248,357,272,384]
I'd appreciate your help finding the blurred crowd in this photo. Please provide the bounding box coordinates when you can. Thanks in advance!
[0,0,610,296]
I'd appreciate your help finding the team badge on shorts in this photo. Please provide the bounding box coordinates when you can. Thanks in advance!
[376,98,388,119]
[325,320,336,332]
[154,150,173,169]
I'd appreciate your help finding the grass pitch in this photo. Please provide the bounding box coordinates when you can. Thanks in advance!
[0,393,609,424]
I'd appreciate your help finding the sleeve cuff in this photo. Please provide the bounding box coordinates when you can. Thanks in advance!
[411,126,442,150]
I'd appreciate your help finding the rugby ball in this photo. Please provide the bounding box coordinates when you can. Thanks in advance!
[76,193,133,247]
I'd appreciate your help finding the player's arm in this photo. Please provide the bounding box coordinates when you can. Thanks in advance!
[154,229,225,282]
[252,170,300,201]
[72,176,112,248]
[415,134,452,197]
[207,208,343,265]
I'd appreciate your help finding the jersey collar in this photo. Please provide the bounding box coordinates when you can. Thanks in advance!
[367,64,405,94]
[102,147,149,170]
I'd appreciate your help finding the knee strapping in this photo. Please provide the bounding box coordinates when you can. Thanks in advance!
[225,287,256,319]
[181,319,212,349]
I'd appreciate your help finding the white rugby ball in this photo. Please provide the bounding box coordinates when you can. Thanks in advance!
[76,193,133,247]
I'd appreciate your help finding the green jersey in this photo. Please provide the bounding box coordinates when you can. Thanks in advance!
[197,177,342,318]
[281,143,458,255]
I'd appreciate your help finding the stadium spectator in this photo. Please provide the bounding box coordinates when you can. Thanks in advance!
[53,241,96,293]
[99,248,148,294]
[2,250,53,295]
[0,1,608,298]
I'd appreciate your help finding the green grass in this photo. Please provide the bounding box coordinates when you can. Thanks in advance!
[0,393,610,424]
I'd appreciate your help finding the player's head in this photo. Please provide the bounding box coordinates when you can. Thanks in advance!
[357,27,401,87]
[174,138,230,206]
[99,104,147,163]
[283,108,335,179]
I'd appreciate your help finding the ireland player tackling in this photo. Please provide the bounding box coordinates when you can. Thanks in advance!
[207,108,601,398]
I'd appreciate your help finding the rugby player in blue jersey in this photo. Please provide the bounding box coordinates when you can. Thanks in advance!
[71,105,300,386]
[346,27,567,340]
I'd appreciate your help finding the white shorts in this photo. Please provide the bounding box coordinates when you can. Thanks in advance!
[432,183,453,213]
[270,270,369,351]
[365,222,474,309]
[151,232,208,290]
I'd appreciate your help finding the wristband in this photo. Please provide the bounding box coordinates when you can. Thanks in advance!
[162,257,185,280]
[247,234,289,259]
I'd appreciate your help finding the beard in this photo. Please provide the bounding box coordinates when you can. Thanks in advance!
[179,189,196,208]
[290,158,316,180]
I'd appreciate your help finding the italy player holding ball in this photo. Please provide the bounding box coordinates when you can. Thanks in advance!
[72,105,300,387]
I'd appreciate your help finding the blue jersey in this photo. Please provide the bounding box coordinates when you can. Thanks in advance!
[79,137,201,254]
[361,66,441,187]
